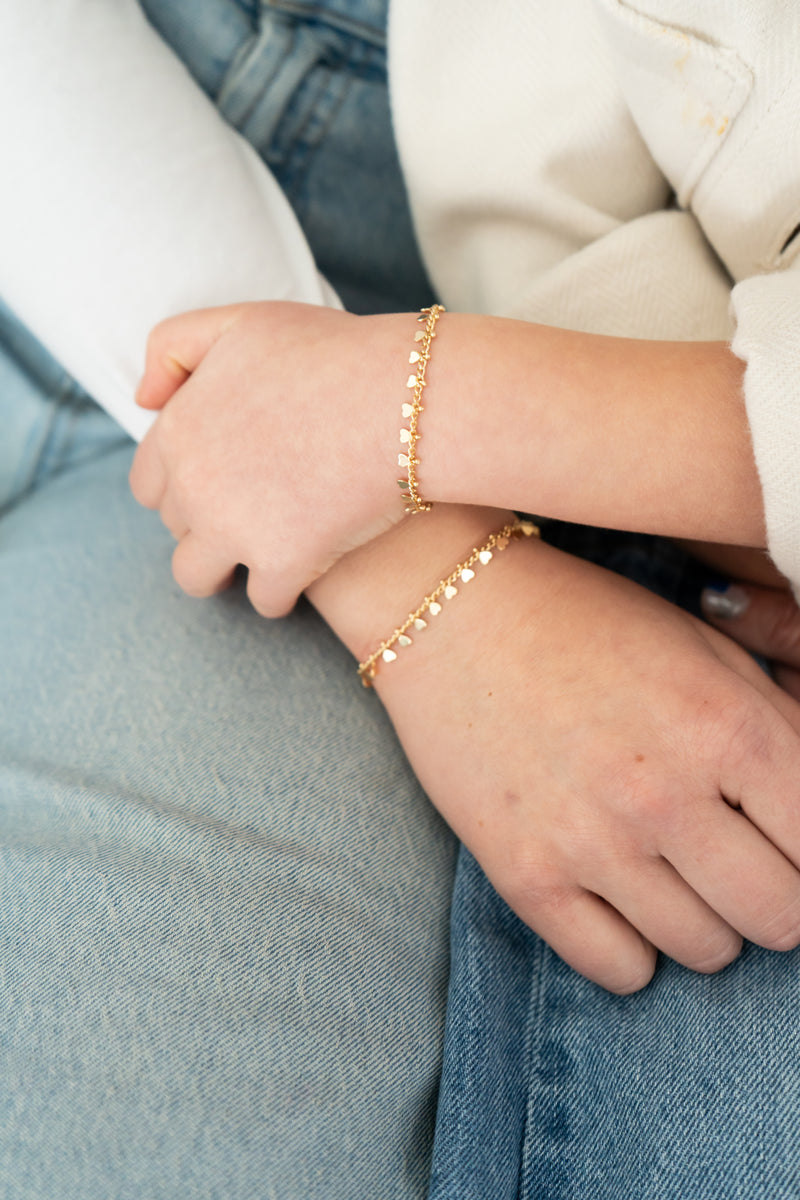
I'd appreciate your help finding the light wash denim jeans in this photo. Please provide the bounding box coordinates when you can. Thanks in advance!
[0,3,452,1198]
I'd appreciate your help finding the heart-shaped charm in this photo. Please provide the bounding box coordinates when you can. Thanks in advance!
[407,374,418,388]
[460,568,475,583]
[402,403,414,418]
[444,584,458,600]
[478,550,493,565]
[414,618,428,631]
[398,634,413,647]
[414,331,425,342]
[398,453,409,467]
[409,351,421,364]
[429,601,442,616]
[496,536,509,550]
[399,428,411,444]
[382,648,398,663]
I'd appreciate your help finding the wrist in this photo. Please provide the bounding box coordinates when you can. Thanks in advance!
[306,504,524,668]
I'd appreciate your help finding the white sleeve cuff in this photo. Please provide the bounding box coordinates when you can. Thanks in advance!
[0,2,338,442]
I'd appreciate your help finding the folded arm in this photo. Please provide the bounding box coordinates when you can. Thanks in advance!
[131,302,764,616]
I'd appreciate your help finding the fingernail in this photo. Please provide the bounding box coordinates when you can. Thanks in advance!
[701,584,750,619]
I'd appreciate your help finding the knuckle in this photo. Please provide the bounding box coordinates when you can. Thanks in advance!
[501,853,570,918]
[703,693,775,771]
[612,773,677,835]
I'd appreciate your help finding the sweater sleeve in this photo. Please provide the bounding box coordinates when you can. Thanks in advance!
[731,269,800,590]
[0,2,338,443]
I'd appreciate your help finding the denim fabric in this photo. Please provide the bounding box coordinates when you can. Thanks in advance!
[431,853,800,1200]
[429,525,800,1200]
[140,0,433,314]
[0,2,452,1197]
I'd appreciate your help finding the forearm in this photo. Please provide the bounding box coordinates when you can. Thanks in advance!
[415,314,763,546]
[132,301,767,620]
[305,503,523,670]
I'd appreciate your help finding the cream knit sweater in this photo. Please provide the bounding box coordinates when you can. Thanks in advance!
[390,0,800,588]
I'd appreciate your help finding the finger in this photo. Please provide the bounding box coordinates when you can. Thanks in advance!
[506,884,657,994]
[129,424,168,510]
[246,568,302,620]
[664,799,800,953]
[702,582,800,668]
[593,856,742,974]
[171,534,237,598]
[136,304,246,410]
[159,492,189,541]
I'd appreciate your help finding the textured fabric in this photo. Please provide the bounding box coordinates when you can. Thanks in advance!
[391,6,800,1193]
[429,524,800,1200]
[0,1,333,441]
[0,2,449,1196]
[431,849,800,1200]
[390,0,800,582]
[0,384,455,1198]
[732,271,800,595]
[0,0,431,441]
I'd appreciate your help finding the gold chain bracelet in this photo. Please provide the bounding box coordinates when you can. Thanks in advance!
[397,304,445,514]
[358,518,540,687]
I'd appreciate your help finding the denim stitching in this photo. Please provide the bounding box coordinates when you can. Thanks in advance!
[260,0,387,48]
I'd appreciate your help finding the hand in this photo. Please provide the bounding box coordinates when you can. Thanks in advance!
[129,302,410,615]
[363,535,800,993]
[702,579,800,700]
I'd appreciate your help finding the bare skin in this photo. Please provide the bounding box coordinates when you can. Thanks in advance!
[308,505,800,993]
[130,301,762,615]
[129,301,800,992]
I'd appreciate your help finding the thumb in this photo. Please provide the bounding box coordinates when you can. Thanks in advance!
[701,582,800,668]
[135,303,247,410]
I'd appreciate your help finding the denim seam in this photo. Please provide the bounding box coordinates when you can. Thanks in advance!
[275,61,351,203]
[519,939,563,1200]
[259,0,387,48]
[216,19,291,124]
